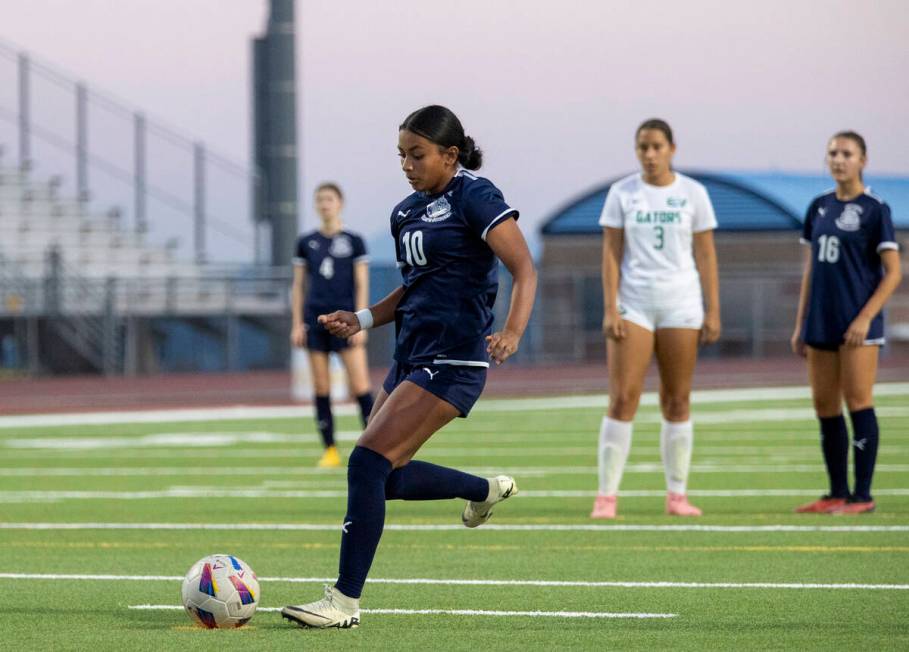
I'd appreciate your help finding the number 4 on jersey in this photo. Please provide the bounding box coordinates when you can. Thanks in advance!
[319,256,334,279]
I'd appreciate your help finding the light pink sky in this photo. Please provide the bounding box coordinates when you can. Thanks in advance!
[2,0,908,259]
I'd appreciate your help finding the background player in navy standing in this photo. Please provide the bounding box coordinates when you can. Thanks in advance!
[291,183,375,468]
[791,131,902,514]
[282,105,537,629]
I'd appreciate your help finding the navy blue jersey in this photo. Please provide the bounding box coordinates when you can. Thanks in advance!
[293,230,368,321]
[390,169,519,366]
[801,189,898,346]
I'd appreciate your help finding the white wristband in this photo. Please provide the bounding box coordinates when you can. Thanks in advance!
[355,309,374,330]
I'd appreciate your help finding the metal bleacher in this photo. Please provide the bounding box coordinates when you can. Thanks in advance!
[0,161,291,374]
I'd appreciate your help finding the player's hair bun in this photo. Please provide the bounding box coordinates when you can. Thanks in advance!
[458,136,483,170]
[400,105,484,171]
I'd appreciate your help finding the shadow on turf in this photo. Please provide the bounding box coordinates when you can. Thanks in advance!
[123,609,294,632]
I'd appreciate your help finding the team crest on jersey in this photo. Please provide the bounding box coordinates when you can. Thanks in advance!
[308,240,320,250]
[667,197,687,208]
[330,235,353,257]
[835,204,863,232]
[423,196,453,223]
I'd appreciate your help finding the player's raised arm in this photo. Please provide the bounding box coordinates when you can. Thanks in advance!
[485,219,537,365]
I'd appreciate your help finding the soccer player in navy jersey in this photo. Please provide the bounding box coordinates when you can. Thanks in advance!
[282,105,537,629]
[291,183,375,468]
[791,131,902,515]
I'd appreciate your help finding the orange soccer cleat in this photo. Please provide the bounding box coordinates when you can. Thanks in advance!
[830,499,876,515]
[794,495,848,513]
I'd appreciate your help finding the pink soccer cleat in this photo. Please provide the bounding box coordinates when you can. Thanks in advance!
[590,494,617,519]
[666,492,702,516]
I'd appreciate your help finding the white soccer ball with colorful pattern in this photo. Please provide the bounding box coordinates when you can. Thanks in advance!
[181,554,259,628]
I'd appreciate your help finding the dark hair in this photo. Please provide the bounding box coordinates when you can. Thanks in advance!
[399,105,483,170]
[315,182,343,201]
[636,118,674,145]
[831,130,867,156]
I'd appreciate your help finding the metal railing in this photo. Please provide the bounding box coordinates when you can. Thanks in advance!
[0,37,264,265]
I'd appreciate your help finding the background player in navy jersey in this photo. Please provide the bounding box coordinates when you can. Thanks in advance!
[282,105,537,629]
[291,183,375,468]
[792,131,902,515]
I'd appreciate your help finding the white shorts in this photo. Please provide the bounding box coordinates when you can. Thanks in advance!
[618,299,704,332]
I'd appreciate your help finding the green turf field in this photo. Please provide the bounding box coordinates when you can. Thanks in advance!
[1,384,908,650]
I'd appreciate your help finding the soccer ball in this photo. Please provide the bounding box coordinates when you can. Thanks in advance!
[181,554,260,628]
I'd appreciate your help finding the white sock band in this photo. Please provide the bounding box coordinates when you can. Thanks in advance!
[597,416,633,496]
[354,309,374,330]
[661,419,693,494]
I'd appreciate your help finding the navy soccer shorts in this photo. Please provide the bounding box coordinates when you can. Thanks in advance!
[305,319,349,353]
[383,361,487,418]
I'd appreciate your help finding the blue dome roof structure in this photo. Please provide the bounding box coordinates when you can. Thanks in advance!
[541,171,909,235]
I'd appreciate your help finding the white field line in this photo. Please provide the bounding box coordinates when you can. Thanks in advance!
[3,488,909,502]
[3,522,909,533]
[4,463,909,478]
[1,573,905,592]
[1,382,906,429]
[5,441,909,459]
[127,604,676,619]
[1,431,357,450]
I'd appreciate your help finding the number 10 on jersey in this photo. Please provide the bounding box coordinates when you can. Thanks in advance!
[402,230,428,266]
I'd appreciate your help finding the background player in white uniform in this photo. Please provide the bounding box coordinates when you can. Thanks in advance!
[791,132,902,515]
[592,119,721,519]
[291,183,374,468]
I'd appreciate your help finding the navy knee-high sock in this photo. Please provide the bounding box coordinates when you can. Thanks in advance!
[335,446,392,599]
[385,460,489,502]
[314,395,334,448]
[850,407,879,502]
[356,392,374,427]
[819,415,849,499]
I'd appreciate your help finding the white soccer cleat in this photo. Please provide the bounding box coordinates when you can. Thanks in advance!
[462,475,518,528]
[281,585,360,629]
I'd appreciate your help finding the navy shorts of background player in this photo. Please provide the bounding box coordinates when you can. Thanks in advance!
[293,230,368,352]
[383,169,519,416]
[800,189,898,350]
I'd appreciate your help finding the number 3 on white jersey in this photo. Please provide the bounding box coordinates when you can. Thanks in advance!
[402,230,428,266]
[817,234,840,263]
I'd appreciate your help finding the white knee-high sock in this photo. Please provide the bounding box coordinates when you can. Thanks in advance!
[597,416,633,496]
[661,419,693,494]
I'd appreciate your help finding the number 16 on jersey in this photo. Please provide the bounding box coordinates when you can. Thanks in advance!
[817,234,840,263]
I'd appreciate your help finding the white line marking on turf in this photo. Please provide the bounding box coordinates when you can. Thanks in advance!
[5,463,909,477]
[127,604,676,619]
[2,574,904,592]
[1,382,905,428]
[3,488,909,502]
[1,431,360,450]
[3,522,909,533]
